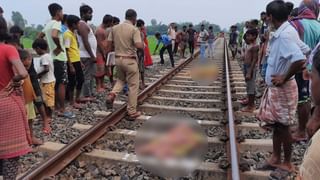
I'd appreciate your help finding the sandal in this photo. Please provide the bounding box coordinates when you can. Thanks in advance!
[58,111,76,119]
[269,168,290,180]
[72,103,83,110]
[43,127,52,135]
[255,161,277,171]
[77,97,91,103]
[292,134,308,142]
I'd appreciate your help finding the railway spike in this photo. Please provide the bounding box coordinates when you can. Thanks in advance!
[80,144,94,153]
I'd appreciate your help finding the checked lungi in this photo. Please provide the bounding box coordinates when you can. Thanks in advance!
[257,79,298,126]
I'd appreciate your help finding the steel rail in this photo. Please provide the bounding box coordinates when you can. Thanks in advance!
[19,50,200,180]
[224,39,240,180]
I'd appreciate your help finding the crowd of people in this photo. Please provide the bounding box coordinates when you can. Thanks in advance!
[154,23,218,67]
[0,3,220,179]
[231,0,320,178]
[0,3,156,179]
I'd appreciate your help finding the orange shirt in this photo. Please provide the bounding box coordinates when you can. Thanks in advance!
[22,76,36,104]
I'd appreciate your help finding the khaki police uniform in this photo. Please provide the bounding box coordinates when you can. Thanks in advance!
[108,20,142,114]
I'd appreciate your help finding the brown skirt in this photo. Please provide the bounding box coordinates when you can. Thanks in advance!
[0,91,31,159]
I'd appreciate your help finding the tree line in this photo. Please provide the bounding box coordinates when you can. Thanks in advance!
[8,11,222,41]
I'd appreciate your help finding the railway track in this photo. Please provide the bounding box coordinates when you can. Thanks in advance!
[19,38,274,180]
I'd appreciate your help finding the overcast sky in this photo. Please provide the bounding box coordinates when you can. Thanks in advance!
[2,0,301,29]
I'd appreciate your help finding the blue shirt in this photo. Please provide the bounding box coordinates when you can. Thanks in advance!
[61,24,67,34]
[299,19,320,49]
[157,35,171,46]
[265,21,306,86]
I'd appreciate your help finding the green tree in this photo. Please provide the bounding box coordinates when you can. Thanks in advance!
[24,26,37,40]
[151,19,157,26]
[36,24,44,32]
[11,11,27,29]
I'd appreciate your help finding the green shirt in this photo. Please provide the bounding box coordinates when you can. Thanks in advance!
[42,20,67,61]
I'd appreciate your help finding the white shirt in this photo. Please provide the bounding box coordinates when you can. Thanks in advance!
[265,22,306,86]
[198,30,209,43]
[77,21,97,58]
[39,53,55,83]
[168,26,176,40]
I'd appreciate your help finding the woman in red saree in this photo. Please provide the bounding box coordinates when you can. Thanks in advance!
[141,27,153,67]
[0,16,31,179]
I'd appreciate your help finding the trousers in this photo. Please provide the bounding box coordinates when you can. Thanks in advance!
[81,58,96,97]
[160,44,175,67]
[112,58,139,114]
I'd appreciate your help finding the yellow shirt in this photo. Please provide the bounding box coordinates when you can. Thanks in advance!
[64,30,80,63]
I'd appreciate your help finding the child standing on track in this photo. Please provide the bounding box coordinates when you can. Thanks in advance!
[241,29,259,113]
[19,49,43,145]
[33,39,56,126]
[8,26,51,135]
[64,15,84,108]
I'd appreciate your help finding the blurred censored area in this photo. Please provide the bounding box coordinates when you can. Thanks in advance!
[135,113,208,178]
[190,61,220,86]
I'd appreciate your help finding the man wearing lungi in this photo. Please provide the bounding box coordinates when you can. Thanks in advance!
[257,0,306,172]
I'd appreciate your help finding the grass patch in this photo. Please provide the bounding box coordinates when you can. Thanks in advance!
[22,37,33,49]
[147,36,158,54]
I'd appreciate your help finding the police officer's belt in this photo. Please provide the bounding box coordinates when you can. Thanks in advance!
[115,55,136,60]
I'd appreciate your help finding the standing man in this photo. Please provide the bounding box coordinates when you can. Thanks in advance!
[95,14,113,92]
[168,23,176,52]
[177,25,188,59]
[40,3,75,118]
[260,12,268,44]
[105,9,143,120]
[77,4,97,100]
[257,0,305,171]
[187,24,196,58]
[136,19,147,89]
[207,26,216,58]
[290,0,320,141]
[229,25,238,60]
[154,32,175,68]
[173,26,179,55]
[198,24,209,61]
